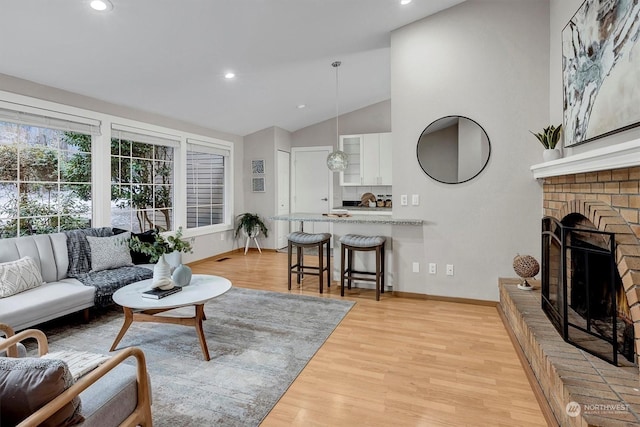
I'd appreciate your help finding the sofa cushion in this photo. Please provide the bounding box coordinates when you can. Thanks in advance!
[65,228,113,277]
[0,357,83,427]
[0,233,68,283]
[113,228,157,265]
[86,232,133,272]
[0,279,95,331]
[0,256,43,298]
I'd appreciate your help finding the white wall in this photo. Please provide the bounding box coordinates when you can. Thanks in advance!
[391,0,549,300]
[549,0,640,156]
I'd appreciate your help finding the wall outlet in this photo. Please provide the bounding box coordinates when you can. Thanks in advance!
[412,194,419,206]
[400,194,408,206]
[412,262,420,273]
[446,264,454,276]
[429,263,437,274]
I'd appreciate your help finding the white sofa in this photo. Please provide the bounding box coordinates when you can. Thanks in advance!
[0,230,152,331]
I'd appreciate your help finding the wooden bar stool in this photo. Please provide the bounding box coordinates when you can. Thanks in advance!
[339,234,386,301]
[287,231,332,294]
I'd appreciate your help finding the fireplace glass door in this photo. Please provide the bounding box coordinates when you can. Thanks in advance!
[542,216,633,366]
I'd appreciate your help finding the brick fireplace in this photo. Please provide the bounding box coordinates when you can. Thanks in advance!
[500,140,640,426]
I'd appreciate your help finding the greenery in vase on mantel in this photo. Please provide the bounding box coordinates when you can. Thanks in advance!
[530,124,562,149]
[129,226,194,263]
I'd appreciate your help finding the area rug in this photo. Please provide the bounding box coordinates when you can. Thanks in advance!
[36,288,355,426]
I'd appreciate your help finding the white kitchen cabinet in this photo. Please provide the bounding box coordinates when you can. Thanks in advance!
[339,135,363,186]
[340,132,392,186]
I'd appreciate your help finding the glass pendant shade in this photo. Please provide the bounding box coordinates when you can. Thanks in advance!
[327,150,349,172]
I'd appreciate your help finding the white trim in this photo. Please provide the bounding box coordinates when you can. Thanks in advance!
[530,138,640,178]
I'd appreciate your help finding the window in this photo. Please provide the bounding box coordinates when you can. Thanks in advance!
[186,140,229,228]
[111,127,177,233]
[0,108,98,237]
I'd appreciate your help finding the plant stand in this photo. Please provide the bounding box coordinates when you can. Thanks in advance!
[243,228,262,255]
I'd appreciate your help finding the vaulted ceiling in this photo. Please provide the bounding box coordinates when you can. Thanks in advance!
[0,0,464,136]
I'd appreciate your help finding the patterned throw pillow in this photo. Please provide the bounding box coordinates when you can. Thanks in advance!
[0,256,43,298]
[0,357,83,426]
[86,232,133,272]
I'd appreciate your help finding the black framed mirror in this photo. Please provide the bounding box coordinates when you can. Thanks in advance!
[416,115,491,184]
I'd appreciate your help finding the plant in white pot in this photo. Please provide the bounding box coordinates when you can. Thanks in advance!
[235,213,269,255]
[129,227,194,288]
[531,124,563,162]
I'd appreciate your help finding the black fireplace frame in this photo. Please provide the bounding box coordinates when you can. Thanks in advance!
[542,216,619,365]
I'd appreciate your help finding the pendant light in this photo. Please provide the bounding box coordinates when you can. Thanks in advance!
[326,61,349,172]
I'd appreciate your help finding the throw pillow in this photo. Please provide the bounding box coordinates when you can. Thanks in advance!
[130,229,157,264]
[86,232,133,272]
[0,256,43,298]
[0,357,83,427]
[65,227,113,277]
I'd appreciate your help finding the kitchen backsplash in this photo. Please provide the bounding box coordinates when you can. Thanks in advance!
[340,185,392,205]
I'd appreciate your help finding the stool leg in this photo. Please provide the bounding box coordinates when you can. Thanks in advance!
[340,243,346,297]
[347,248,353,290]
[326,239,331,288]
[375,246,381,301]
[380,244,385,295]
[297,245,303,284]
[318,242,323,294]
[287,241,293,291]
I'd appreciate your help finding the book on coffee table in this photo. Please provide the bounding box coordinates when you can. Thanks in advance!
[141,286,182,299]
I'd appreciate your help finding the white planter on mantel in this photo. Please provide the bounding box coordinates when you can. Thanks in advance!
[530,137,640,179]
[542,148,562,162]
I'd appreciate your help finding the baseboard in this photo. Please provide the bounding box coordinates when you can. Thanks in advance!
[496,305,559,427]
[391,291,497,307]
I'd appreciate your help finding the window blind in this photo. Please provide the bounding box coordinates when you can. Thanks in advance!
[111,124,180,146]
[187,138,230,157]
[0,107,101,135]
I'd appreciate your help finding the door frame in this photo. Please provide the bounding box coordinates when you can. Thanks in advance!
[275,149,291,249]
[291,146,334,215]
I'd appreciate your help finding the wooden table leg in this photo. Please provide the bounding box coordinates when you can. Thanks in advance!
[110,307,134,351]
[194,304,210,361]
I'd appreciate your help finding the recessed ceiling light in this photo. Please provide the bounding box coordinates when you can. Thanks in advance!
[297,104,306,109]
[400,0,412,5]
[90,0,113,11]
[224,72,236,79]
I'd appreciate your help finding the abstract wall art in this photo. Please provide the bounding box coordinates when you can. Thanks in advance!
[562,0,640,147]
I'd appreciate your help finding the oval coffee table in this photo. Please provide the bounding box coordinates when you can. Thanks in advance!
[110,274,232,361]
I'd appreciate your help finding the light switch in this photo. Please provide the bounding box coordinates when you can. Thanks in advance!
[412,194,419,206]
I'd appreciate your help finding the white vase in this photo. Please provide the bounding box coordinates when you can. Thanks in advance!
[153,254,172,286]
[165,251,181,272]
[542,148,562,162]
[172,264,192,287]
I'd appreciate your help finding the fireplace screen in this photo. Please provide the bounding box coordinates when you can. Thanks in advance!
[542,216,634,366]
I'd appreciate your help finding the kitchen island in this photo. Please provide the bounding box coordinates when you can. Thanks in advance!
[270,213,423,293]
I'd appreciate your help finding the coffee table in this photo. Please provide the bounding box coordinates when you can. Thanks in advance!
[110,274,232,361]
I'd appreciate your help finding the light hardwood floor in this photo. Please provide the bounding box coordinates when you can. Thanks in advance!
[191,250,547,426]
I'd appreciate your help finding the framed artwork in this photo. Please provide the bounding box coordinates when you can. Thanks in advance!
[251,159,265,174]
[562,0,640,147]
[252,177,265,192]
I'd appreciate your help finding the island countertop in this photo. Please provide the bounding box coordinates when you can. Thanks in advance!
[270,212,423,226]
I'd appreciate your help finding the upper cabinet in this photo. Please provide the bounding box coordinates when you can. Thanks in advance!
[339,132,392,186]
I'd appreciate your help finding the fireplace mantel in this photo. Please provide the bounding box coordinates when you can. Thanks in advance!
[530,138,640,179]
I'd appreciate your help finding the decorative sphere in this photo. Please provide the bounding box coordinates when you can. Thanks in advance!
[513,254,540,279]
[327,150,349,171]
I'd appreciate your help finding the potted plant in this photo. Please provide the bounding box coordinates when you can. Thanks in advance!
[531,124,562,162]
[234,213,269,239]
[130,227,194,286]
[129,226,193,263]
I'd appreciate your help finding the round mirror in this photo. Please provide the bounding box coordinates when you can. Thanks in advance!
[417,116,491,184]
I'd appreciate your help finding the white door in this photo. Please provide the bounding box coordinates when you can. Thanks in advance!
[276,150,290,249]
[291,147,332,234]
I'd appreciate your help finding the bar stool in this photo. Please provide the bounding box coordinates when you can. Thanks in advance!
[339,234,386,301]
[287,231,332,294]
